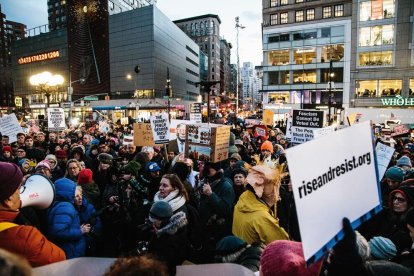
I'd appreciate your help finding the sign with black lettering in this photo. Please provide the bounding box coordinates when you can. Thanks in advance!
[0,113,23,143]
[47,108,66,131]
[190,103,201,113]
[286,121,380,264]
[292,109,324,128]
[150,113,170,144]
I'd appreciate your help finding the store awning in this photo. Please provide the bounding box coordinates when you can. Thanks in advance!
[92,106,126,110]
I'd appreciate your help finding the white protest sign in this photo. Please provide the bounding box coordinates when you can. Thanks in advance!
[123,135,134,146]
[286,120,380,263]
[150,113,170,144]
[285,117,292,140]
[375,142,395,180]
[312,125,336,139]
[190,113,202,123]
[0,113,23,143]
[99,121,110,134]
[47,108,66,131]
[291,126,314,144]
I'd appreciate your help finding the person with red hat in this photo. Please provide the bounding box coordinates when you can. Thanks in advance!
[0,146,15,163]
[0,161,66,267]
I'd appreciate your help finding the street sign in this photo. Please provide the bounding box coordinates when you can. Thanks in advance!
[14,97,22,107]
[84,96,99,101]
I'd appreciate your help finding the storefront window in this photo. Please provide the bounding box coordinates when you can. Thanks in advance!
[268,71,278,85]
[268,93,290,103]
[358,51,393,66]
[293,70,316,83]
[379,80,402,97]
[320,44,344,62]
[268,49,290,65]
[359,0,395,21]
[410,79,414,96]
[293,48,316,64]
[359,25,393,47]
[280,71,290,84]
[356,79,402,97]
[356,80,378,97]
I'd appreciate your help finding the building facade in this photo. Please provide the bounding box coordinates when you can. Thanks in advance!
[220,39,232,95]
[349,0,414,122]
[174,14,222,87]
[262,0,352,122]
[241,62,262,110]
[0,4,26,111]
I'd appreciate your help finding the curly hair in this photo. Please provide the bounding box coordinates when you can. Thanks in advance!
[105,254,168,276]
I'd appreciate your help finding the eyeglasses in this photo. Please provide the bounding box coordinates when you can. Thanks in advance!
[392,196,406,203]
[17,150,25,153]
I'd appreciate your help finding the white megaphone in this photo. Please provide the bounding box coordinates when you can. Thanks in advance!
[20,174,55,209]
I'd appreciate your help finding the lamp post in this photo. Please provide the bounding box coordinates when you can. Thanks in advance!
[235,16,245,115]
[30,71,64,117]
[328,60,335,125]
[166,67,172,123]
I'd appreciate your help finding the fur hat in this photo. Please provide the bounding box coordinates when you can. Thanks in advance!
[246,165,279,205]
[397,156,412,168]
[368,237,397,260]
[261,141,274,153]
[260,240,323,276]
[385,166,405,183]
[0,162,23,201]
[78,169,93,185]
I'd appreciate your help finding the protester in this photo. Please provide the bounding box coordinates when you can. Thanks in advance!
[105,255,169,276]
[0,248,32,276]
[78,169,101,209]
[65,159,82,182]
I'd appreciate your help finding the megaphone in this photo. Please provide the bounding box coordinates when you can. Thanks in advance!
[20,174,55,209]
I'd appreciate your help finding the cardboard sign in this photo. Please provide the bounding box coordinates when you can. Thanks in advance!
[150,113,170,144]
[286,121,380,264]
[47,108,66,131]
[133,123,155,146]
[292,109,324,128]
[0,113,23,143]
[186,124,231,163]
[391,124,410,137]
[120,117,129,125]
[262,109,274,126]
[375,142,395,180]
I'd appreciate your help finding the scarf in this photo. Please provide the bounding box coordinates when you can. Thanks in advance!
[153,189,186,212]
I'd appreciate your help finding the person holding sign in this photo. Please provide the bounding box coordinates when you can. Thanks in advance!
[233,165,288,245]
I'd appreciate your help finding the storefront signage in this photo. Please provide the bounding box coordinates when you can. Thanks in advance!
[18,50,60,65]
[381,96,414,106]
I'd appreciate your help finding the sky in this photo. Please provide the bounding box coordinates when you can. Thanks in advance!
[0,0,263,66]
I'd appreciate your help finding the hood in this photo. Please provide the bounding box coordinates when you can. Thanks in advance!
[155,211,187,237]
[235,190,269,214]
[54,177,77,203]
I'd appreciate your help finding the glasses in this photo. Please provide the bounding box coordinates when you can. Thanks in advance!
[392,196,406,203]
[17,150,25,153]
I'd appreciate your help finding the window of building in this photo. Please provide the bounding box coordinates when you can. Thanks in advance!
[268,93,290,104]
[379,80,402,97]
[323,6,332,18]
[280,0,288,5]
[358,51,393,67]
[359,0,395,21]
[293,48,316,64]
[320,44,345,62]
[296,11,304,22]
[321,27,331,38]
[356,79,402,97]
[334,4,344,17]
[270,14,278,25]
[410,79,414,96]
[270,0,278,7]
[280,12,288,24]
[306,9,315,21]
[356,80,378,97]
[331,26,345,37]
[320,68,344,82]
[293,70,317,83]
[296,0,304,2]
[280,71,290,84]
[358,25,394,46]
[268,33,290,42]
[303,30,317,39]
[268,71,279,85]
[268,49,290,65]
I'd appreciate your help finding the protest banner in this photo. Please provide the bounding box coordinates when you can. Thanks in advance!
[190,103,202,123]
[47,108,66,131]
[291,126,314,144]
[133,123,155,146]
[391,124,410,137]
[262,109,274,126]
[312,125,336,139]
[150,113,170,144]
[0,113,23,143]
[286,120,381,264]
[292,109,324,128]
[123,135,134,146]
[169,120,195,153]
[375,142,395,180]
[120,117,129,125]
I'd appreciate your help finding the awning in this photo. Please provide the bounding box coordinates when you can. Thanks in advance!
[92,106,126,110]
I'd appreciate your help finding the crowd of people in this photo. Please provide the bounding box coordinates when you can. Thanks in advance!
[0,120,414,275]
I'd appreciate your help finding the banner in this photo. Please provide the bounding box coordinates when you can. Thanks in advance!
[123,135,134,146]
[0,113,23,143]
[286,121,381,264]
[391,124,410,137]
[375,142,395,180]
[133,123,155,147]
[262,109,274,126]
[292,109,324,128]
[150,113,170,144]
[291,126,314,144]
[47,108,66,131]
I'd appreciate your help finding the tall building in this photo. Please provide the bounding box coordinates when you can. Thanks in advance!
[220,39,232,95]
[261,0,352,121]
[349,0,414,121]
[241,62,262,109]
[230,64,238,97]
[47,0,156,31]
[0,4,26,110]
[174,14,222,88]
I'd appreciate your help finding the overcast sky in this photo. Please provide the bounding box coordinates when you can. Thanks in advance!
[0,0,263,65]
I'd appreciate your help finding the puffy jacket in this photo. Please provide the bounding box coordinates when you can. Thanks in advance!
[47,178,85,259]
[0,210,66,267]
[233,189,289,245]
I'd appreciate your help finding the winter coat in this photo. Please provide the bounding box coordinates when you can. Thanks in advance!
[47,178,87,259]
[0,210,66,267]
[80,182,101,209]
[150,211,189,274]
[233,189,289,245]
[216,242,264,272]
[198,172,235,244]
[395,248,414,274]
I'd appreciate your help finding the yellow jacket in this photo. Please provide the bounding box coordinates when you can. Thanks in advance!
[232,190,289,245]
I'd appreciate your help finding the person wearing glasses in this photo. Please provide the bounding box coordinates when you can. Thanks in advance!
[46,154,65,182]
[65,159,82,182]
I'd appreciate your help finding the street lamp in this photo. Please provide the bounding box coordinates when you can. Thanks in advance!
[30,71,64,115]
[235,16,245,114]
[328,60,335,125]
[166,67,172,123]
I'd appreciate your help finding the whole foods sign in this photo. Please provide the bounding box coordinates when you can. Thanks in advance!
[381,96,414,106]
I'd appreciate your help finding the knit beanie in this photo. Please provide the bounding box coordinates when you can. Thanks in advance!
[149,201,173,221]
[78,169,93,185]
[0,162,23,201]
[35,160,51,172]
[228,132,238,155]
[365,260,412,275]
[385,166,405,183]
[230,153,242,161]
[124,161,141,178]
[55,149,68,159]
[215,236,247,255]
[368,237,397,260]
[260,240,323,276]
[261,141,274,153]
[2,146,11,153]
[397,156,412,168]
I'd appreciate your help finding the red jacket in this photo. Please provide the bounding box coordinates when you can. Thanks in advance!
[0,210,66,267]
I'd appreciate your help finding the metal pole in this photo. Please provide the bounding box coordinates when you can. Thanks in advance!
[86,18,101,84]
[166,67,171,123]
[235,17,244,115]
[328,60,332,125]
